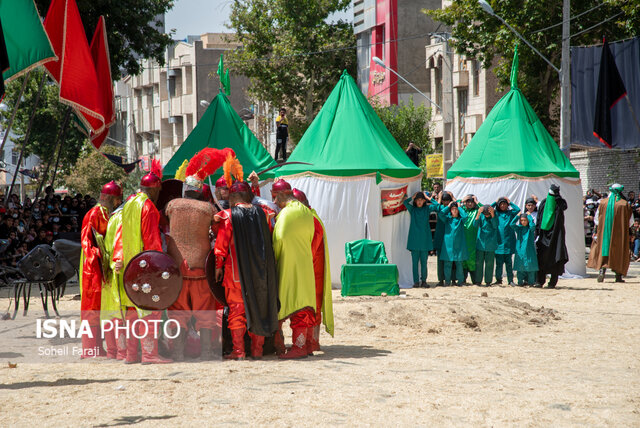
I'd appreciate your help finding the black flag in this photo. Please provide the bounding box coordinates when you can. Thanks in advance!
[593,38,627,148]
[0,18,10,101]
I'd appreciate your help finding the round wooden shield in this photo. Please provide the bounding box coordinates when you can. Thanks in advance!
[205,248,226,305]
[123,251,182,310]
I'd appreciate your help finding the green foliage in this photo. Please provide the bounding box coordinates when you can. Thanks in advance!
[370,96,433,188]
[34,0,173,78]
[426,0,640,137]
[62,143,128,196]
[121,167,146,198]
[370,96,433,150]
[2,71,87,172]
[227,0,357,125]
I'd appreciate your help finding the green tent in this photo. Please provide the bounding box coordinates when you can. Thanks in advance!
[164,91,277,180]
[276,70,421,179]
[446,48,578,179]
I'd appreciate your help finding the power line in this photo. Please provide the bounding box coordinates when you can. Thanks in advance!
[528,2,606,35]
[569,11,624,40]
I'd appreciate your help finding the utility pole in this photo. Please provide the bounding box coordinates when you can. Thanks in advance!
[560,0,571,158]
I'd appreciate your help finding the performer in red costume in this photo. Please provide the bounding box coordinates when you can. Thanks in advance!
[214,159,279,360]
[79,181,122,358]
[113,161,172,364]
[166,148,230,361]
[292,188,334,354]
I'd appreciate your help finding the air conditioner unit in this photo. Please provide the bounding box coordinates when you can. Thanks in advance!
[148,142,158,154]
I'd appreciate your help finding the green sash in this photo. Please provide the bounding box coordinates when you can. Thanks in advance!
[601,189,622,257]
[540,195,556,231]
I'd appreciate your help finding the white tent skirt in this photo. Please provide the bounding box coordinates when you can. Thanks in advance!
[278,174,422,288]
[445,175,586,277]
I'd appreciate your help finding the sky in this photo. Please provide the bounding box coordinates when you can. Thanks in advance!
[166,0,353,40]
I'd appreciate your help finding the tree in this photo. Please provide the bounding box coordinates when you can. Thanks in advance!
[62,142,128,195]
[226,0,357,135]
[2,71,87,177]
[426,0,640,137]
[371,96,434,187]
[34,0,173,78]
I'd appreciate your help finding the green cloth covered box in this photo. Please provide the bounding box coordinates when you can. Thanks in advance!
[340,239,399,296]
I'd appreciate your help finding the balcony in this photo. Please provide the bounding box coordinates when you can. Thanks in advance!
[453,70,469,88]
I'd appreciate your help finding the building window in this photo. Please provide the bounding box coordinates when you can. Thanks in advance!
[458,89,468,115]
[473,60,480,96]
[11,149,19,166]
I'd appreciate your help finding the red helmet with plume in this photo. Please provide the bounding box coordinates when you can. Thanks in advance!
[215,176,229,189]
[141,159,163,188]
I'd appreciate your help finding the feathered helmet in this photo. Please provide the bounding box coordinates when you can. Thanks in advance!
[184,148,235,193]
[140,159,163,188]
[223,151,244,188]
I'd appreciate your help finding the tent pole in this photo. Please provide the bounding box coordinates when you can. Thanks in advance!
[5,74,46,207]
[49,110,72,187]
[0,71,31,157]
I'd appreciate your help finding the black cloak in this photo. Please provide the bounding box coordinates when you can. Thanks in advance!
[535,195,569,275]
[231,205,279,337]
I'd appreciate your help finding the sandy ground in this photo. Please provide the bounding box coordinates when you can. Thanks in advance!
[0,260,639,427]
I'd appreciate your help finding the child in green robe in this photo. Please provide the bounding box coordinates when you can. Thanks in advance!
[511,213,538,286]
[403,192,439,287]
[474,206,498,286]
[459,195,482,283]
[437,201,468,286]
[491,197,520,285]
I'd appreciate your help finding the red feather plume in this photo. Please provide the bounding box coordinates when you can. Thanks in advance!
[186,148,235,180]
[150,158,163,180]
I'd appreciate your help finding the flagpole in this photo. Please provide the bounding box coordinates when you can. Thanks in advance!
[32,108,72,204]
[624,95,640,135]
[0,71,31,156]
[49,116,70,187]
[5,73,46,207]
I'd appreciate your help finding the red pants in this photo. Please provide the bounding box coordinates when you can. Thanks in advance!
[288,308,316,329]
[225,281,246,331]
[314,273,324,327]
[80,262,102,326]
[169,263,219,330]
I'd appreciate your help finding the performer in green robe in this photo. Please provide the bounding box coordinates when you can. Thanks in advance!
[459,195,482,283]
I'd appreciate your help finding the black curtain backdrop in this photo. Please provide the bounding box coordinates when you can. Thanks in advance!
[571,37,640,149]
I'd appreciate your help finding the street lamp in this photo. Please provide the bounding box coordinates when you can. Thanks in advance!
[478,0,570,156]
[200,100,210,108]
[372,56,442,111]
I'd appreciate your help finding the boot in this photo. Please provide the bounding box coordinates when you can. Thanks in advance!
[311,325,321,353]
[306,326,314,356]
[279,327,308,360]
[224,328,246,360]
[124,310,140,364]
[273,321,286,356]
[139,315,172,365]
[116,319,127,361]
[199,328,216,361]
[80,326,97,359]
[597,268,606,283]
[615,273,625,283]
[171,328,187,362]
[249,332,265,360]
[104,324,118,359]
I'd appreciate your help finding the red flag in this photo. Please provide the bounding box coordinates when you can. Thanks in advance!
[44,0,105,135]
[88,16,114,148]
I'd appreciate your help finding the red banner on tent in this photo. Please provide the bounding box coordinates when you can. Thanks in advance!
[44,0,105,135]
[381,185,408,216]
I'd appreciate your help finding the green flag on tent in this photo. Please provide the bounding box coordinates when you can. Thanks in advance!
[217,53,224,80]
[446,48,578,179]
[0,0,56,82]
[223,69,230,96]
[164,91,277,180]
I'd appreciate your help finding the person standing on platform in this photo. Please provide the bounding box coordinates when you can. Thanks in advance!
[275,108,289,161]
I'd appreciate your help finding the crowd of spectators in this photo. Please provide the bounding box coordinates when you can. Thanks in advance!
[0,186,95,267]
[583,187,640,260]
